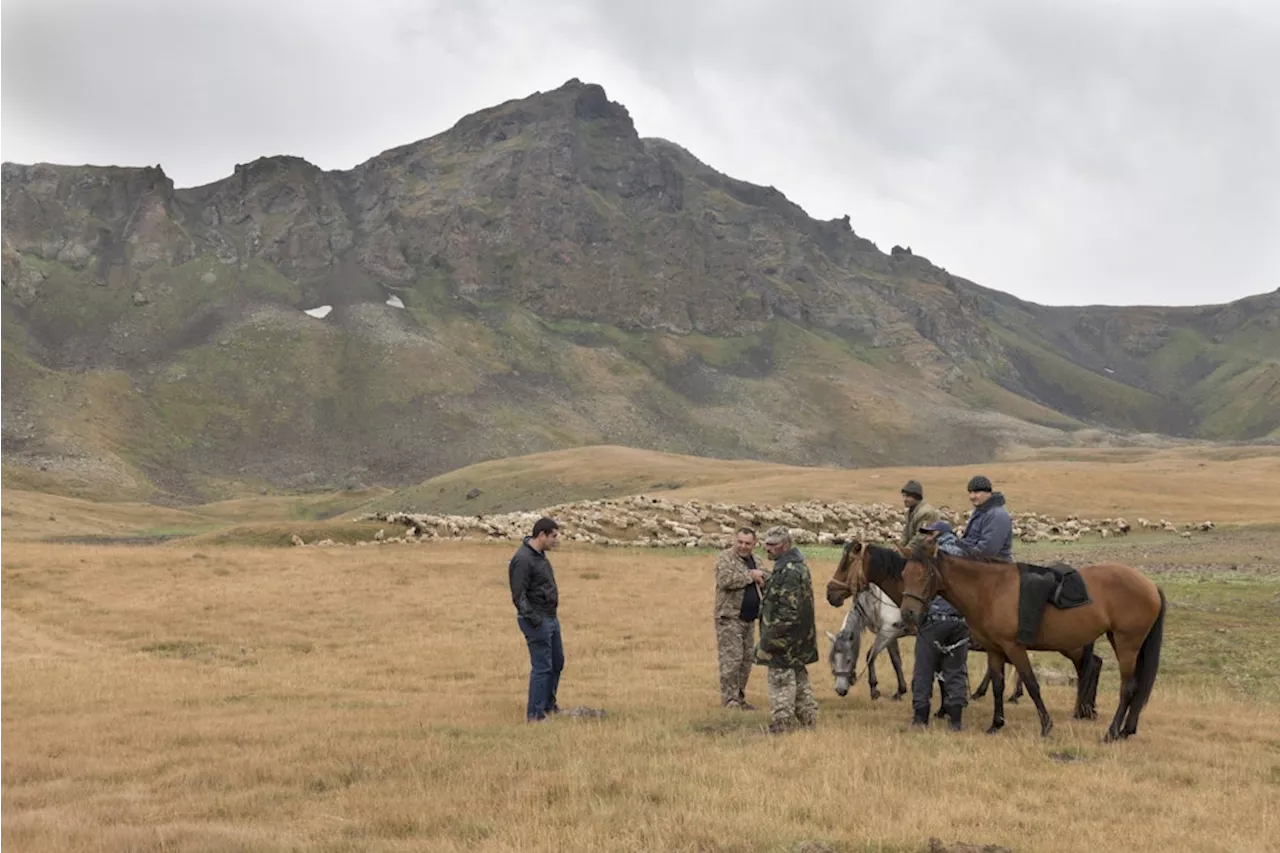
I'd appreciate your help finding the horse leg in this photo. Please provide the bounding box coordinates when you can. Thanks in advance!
[1007,670,1024,703]
[1005,645,1053,738]
[971,665,992,700]
[865,643,881,700]
[1104,631,1139,743]
[1120,591,1167,738]
[985,649,1007,734]
[886,638,909,700]
[1063,645,1100,720]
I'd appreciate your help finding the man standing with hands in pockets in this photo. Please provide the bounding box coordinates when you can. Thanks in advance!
[509,517,564,722]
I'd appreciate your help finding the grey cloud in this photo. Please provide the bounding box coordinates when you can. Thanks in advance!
[3,0,1277,306]
[569,0,1280,305]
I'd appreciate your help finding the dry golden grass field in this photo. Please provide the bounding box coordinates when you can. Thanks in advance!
[4,447,1280,853]
[380,443,1280,521]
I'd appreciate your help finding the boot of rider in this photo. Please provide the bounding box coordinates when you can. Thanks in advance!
[946,705,963,732]
[912,706,929,727]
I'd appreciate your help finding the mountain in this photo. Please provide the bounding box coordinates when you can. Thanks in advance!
[3,79,1277,503]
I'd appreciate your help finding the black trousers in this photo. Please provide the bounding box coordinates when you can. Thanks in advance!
[911,617,970,712]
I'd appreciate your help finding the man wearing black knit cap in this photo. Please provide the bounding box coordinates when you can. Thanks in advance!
[897,480,939,555]
[959,475,1014,561]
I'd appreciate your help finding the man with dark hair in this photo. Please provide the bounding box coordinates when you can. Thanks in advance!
[509,516,563,722]
[897,479,939,555]
[960,475,1014,560]
[714,527,768,708]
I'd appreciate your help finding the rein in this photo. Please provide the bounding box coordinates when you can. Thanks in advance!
[903,553,943,611]
[852,591,876,628]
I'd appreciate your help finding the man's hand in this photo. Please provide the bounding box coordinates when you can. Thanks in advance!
[748,569,765,583]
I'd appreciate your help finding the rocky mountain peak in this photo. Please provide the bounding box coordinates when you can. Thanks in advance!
[2,81,1276,501]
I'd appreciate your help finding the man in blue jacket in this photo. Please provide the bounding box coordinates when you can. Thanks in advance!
[959,475,1013,560]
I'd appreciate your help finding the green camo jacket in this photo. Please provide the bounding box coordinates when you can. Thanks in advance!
[754,547,819,668]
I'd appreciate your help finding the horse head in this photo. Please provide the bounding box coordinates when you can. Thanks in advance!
[899,542,942,631]
[826,539,867,607]
[825,628,858,696]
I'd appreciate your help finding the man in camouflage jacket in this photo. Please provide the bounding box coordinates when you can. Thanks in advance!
[897,479,940,554]
[714,527,768,708]
[754,526,820,732]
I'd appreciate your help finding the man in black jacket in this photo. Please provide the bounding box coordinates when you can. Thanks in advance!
[509,517,563,722]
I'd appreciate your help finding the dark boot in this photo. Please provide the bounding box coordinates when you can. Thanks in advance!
[912,707,929,727]
[946,705,963,732]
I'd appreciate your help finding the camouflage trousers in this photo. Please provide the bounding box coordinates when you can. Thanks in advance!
[766,666,818,730]
[715,616,756,707]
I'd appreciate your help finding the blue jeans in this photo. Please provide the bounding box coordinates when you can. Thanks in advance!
[517,615,564,721]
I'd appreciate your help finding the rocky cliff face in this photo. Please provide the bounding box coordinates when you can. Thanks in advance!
[3,79,1276,501]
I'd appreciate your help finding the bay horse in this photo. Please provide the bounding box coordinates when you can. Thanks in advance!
[898,544,1166,741]
[824,540,1098,722]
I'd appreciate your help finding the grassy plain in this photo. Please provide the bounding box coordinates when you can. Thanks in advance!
[3,532,1279,853]
[4,447,1280,852]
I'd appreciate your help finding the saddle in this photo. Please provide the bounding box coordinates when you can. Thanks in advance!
[1015,562,1092,646]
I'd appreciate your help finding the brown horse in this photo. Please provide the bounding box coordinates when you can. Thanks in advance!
[897,545,1166,741]
[824,540,1101,722]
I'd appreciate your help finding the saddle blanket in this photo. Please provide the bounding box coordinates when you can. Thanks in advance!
[1016,562,1092,645]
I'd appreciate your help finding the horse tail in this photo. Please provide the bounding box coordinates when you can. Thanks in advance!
[1129,587,1167,716]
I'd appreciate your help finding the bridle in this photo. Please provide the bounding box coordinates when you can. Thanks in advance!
[902,552,942,611]
[829,543,866,682]
[830,628,855,679]
[827,542,869,601]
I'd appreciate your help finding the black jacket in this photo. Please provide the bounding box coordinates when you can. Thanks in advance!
[509,538,559,625]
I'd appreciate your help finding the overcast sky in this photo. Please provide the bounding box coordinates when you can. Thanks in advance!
[4,0,1277,307]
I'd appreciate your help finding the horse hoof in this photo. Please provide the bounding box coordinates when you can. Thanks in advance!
[890,693,904,702]
[1040,724,1054,738]
[1007,697,1020,705]
[970,691,986,700]
[869,690,881,700]
[986,723,1005,735]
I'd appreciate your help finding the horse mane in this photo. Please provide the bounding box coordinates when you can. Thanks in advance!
[866,544,907,579]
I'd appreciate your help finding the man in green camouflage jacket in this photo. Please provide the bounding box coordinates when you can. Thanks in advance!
[755,526,820,733]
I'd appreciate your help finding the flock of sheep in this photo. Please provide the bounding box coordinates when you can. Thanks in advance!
[285,495,1215,548]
